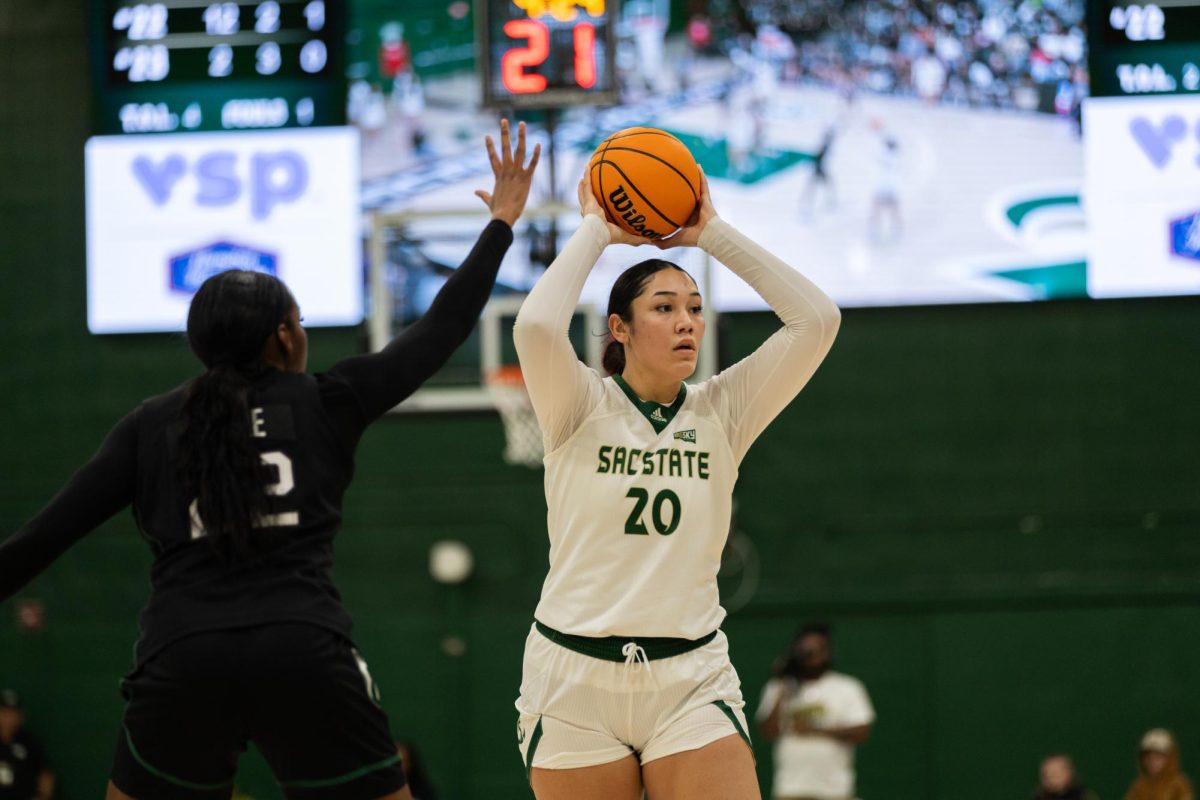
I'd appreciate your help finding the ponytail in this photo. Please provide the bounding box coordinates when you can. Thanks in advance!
[178,364,271,558]
[602,339,626,375]
[179,269,294,558]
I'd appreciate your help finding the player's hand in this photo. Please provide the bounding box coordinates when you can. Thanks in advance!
[655,167,717,249]
[476,119,541,227]
[577,175,644,246]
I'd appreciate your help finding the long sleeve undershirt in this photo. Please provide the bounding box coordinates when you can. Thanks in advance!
[513,215,840,463]
[0,220,514,601]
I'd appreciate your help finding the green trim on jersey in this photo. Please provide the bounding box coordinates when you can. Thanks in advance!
[713,700,752,749]
[612,374,687,434]
[279,753,402,789]
[123,727,234,791]
[524,715,544,778]
[535,620,717,661]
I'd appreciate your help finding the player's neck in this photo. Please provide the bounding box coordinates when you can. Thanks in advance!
[619,364,680,405]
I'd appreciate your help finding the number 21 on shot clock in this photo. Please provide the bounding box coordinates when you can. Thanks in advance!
[478,0,618,109]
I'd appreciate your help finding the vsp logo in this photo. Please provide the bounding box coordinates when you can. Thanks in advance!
[1129,115,1200,169]
[132,150,309,220]
[169,241,278,294]
[1170,212,1200,263]
[608,185,665,240]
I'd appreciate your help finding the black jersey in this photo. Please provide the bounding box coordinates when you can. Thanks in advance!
[0,220,514,666]
[127,369,361,664]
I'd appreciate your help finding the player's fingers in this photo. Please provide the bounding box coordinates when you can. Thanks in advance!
[484,136,501,173]
[499,118,513,165]
[514,121,527,166]
[525,142,541,173]
[475,189,493,207]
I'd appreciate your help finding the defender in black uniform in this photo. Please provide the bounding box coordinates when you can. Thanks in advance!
[0,121,540,800]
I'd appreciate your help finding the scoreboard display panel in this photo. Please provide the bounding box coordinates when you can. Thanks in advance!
[478,0,618,109]
[1087,1,1200,97]
[90,0,346,134]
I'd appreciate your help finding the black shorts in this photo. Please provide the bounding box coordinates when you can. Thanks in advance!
[111,623,406,799]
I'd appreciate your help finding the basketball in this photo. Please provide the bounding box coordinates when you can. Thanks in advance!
[589,127,701,240]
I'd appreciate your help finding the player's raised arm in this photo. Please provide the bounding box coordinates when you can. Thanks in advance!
[0,411,138,601]
[684,170,842,463]
[513,176,643,450]
[328,119,540,422]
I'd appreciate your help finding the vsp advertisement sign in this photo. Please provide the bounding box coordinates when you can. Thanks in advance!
[1083,95,1200,299]
[86,126,361,333]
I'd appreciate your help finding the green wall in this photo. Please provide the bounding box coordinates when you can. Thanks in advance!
[3,2,1200,798]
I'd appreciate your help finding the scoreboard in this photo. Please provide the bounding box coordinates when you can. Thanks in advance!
[478,0,618,109]
[89,0,346,135]
[1087,1,1200,97]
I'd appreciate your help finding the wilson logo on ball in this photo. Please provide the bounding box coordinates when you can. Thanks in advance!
[608,185,664,240]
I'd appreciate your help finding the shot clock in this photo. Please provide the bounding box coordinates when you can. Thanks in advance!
[89,0,346,135]
[478,0,618,109]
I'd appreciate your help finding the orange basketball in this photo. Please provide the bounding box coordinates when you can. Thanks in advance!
[589,127,701,241]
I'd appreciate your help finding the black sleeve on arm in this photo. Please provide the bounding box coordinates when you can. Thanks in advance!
[0,409,139,601]
[327,219,514,423]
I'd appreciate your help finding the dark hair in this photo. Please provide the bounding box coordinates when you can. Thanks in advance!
[602,259,696,375]
[178,269,295,558]
[796,621,831,642]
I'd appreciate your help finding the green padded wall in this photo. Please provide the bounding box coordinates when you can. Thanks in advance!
[2,2,1199,798]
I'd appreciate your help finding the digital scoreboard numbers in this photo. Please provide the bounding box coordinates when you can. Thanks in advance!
[1087,1,1200,97]
[478,0,618,109]
[91,0,345,134]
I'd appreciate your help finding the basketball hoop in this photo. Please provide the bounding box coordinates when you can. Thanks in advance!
[486,365,544,468]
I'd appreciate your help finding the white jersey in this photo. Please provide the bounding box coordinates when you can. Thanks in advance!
[514,215,840,640]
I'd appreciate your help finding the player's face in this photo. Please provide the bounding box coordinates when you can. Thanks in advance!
[625,269,705,381]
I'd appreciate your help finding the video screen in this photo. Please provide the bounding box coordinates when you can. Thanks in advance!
[354,0,1113,320]
[87,0,1200,335]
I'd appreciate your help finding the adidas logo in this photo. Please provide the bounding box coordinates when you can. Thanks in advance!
[650,407,667,423]
[674,429,696,443]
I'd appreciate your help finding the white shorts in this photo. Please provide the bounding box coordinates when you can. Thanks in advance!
[514,623,751,772]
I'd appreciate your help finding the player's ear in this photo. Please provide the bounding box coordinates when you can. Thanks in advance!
[266,322,293,367]
[608,313,630,344]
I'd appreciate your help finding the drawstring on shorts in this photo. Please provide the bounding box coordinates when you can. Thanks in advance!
[622,641,652,677]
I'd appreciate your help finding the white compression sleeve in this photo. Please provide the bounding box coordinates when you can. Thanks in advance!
[697,217,841,463]
[513,214,611,452]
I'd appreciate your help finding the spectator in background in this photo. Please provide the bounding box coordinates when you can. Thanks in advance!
[1032,753,1097,800]
[1126,729,1194,800]
[0,690,54,800]
[756,623,874,800]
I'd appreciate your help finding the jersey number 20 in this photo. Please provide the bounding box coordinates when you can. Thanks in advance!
[624,488,681,536]
[189,450,300,539]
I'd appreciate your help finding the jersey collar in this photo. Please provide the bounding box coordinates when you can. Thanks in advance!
[612,374,687,434]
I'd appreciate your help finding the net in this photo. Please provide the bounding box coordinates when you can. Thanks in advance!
[486,365,544,468]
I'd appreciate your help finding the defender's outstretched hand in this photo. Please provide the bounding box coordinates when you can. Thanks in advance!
[476,119,541,227]
[577,175,645,246]
[654,167,717,249]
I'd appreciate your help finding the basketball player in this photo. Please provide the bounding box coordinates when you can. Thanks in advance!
[511,170,841,799]
[0,121,539,799]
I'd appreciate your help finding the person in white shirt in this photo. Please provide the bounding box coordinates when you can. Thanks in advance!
[756,624,875,800]
[511,171,841,800]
